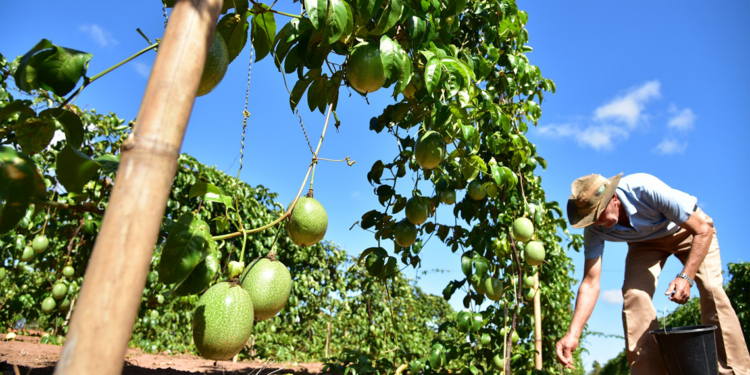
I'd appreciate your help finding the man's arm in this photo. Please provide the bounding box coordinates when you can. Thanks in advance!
[556,256,602,369]
[665,212,712,304]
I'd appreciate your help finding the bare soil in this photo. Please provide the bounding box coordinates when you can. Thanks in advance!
[0,333,331,375]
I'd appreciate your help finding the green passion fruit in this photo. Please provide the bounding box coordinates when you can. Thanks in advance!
[393,219,418,248]
[52,283,67,300]
[196,33,229,97]
[483,276,503,301]
[32,235,49,253]
[467,180,487,200]
[62,265,75,278]
[287,195,328,247]
[41,297,56,314]
[470,274,487,294]
[58,298,71,312]
[415,131,446,170]
[512,217,534,243]
[239,257,292,321]
[405,196,429,225]
[364,247,388,277]
[524,240,545,266]
[193,282,254,360]
[525,288,537,301]
[438,189,456,205]
[20,247,35,262]
[346,42,387,94]
[523,275,535,288]
[492,354,505,371]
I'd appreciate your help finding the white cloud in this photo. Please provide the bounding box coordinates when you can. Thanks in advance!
[536,81,661,151]
[594,80,661,128]
[667,104,696,131]
[653,138,688,155]
[131,61,152,78]
[601,289,624,305]
[79,24,118,48]
[536,123,629,151]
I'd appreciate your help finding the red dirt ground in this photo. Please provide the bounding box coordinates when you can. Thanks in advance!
[0,333,332,375]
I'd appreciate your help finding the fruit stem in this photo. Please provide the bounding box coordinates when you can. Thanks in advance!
[212,101,336,242]
[518,167,530,216]
[238,230,248,266]
[310,161,317,191]
[60,42,160,108]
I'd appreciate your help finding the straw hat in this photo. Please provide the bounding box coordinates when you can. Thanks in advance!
[567,173,623,229]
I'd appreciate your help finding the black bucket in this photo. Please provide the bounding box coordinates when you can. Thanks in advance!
[649,325,718,375]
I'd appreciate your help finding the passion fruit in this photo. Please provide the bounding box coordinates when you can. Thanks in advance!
[239,257,292,321]
[467,180,486,200]
[32,235,49,253]
[438,189,456,205]
[523,275,535,288]
[524,241,545,266]
[287,195,328,247]
[193,282,254,360]
[41,297,56,314]
[62,265,75,278]
[405,196,429,225]
[393,219,418,248]
[483,276,503,301]
[52,283,67,300]
[196,33,229,97]
[414,131,446,170]
[20,247,35,262]
[512,217,534,243]
[346,42,386,94]
[364,247,388,277]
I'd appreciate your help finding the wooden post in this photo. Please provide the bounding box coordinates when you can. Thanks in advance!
[533,273,542,370]
[53,0,222,374]
[325,319,332,357]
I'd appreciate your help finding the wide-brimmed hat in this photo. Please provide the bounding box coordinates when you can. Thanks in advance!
[567,173,623,229]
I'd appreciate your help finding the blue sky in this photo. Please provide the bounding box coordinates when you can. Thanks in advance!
[2,0,749,371]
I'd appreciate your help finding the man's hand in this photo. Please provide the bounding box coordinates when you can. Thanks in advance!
[555,333,579,369]
[665,277,691,304]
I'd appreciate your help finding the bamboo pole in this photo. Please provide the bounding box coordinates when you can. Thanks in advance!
[53,1,222,374]
[533,272,542,370]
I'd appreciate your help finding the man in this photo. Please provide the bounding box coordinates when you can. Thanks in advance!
[555,173,750,374]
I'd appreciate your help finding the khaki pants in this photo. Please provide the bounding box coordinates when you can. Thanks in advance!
[622,209,750,375]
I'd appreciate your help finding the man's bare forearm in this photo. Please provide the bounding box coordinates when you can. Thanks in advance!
[682,231,711,279]
[568,280,600,338]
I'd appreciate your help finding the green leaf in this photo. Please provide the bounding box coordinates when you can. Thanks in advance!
[395,53,412,95]
[221,0,249,14]
[158,213,213,285]
[407,16,427,48]
[93,154,120,174]
[189,182,232,205]
[371,0,404,35]
[500,166,517,189]
[15,116,56,155]
[459,155,484,181]
[379,36,397,80]
[39,108,84,149]
[251,4,277,62]
[172,239,219,296]
[305,0,328,30]
[459,125,480,154]
[216,11,250,64]
[56,145,101,194]
[289,77,313,111]
[537,156,547,170]
[322,0,348,46]
[356,0,385,20]
[34,45,92,96]
[490,162,506,187]
[424,57,442,94]
[308,77,328,113]
[0,147,46,234]
[0,100,35,125]
[13,39,55,93]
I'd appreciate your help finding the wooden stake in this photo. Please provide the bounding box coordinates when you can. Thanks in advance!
[533,272,542,370]
[326,319,332,358]
[53,0,222,374]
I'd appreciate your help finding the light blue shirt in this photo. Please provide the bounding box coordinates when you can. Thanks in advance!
[583,173,698,260]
